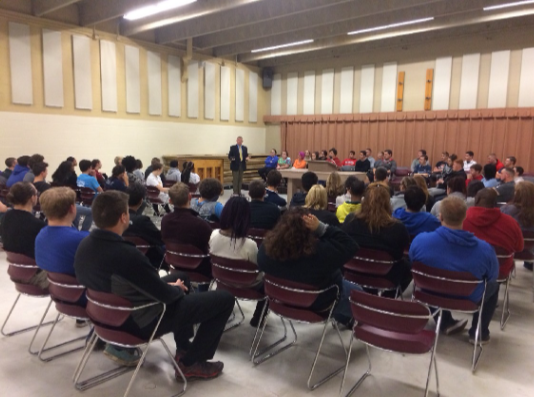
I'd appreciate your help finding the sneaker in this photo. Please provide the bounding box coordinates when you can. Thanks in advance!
[75,319,89,328]
[442,319,468,335]
[469,334,491,345]
[175,360,224,382]
[103,345,141,367]
[524,262,533,271]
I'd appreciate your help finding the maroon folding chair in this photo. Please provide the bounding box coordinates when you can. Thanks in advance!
[80,187,96,207]
[390,167,411,191]
[411,262,486,373]
[1,252,54,353]
[514,230,534,302]
[251,275,347,391]
[146,186,166,216]
[164,241,213,289]
[207,220,221,229]
[188,183,200,198]
[247,228,267,248]
[163,180,175,188]
[492,246,515,330]
[343,248,401,298]
[36,272,89,362]
[339,290,438,397]
[73,286,186,397]
[123,236,152,255]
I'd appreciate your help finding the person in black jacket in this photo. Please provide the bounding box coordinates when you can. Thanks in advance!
[74,191,234,381]
[124,184,165,269]
[258,208,359,327]
[290,171,318,207]
[355,150,371,173]
[303,184,340,226]
[248,179,280,230]
[228,136,249,195]
[341,183,412,295]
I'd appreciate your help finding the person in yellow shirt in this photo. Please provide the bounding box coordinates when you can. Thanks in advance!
[293,152,307,169]
[336,176,365,223]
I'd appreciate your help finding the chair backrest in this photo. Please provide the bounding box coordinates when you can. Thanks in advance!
[188,183,199,193]
[123,235,151,255]
[264,275,337,309]
[86,289,135,327]
[350,289,430,334]
[492,245,513,266]
[163,180,175,188]
[47,272,86,304]
[522,230,534,251]
[412,261,481,297]
[247,228,267,247]
[146,186,160,197]
[207,220,221,229]
[164,241,209,271]
[394,167,411,177]
[6,251,39,282]
[80,187,95,205]
[344,248,396,276]
[210,254,260,287]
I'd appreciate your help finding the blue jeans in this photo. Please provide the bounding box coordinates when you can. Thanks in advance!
[333,279,362,325]
[75,204,93,231]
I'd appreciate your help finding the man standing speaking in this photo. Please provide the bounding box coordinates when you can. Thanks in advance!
[228,136,250,195]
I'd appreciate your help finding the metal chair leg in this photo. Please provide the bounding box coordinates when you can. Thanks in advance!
[28,300,55,355]
[425,311,442,397]
[341,342,372,397]
[1,294,54,338]
[224,300,245,332]
[252,317,296,365]
[37,313,88,362]
[160,339,187,397]
[500,276,511,331]
[471,306,485,373]
[307,318,348,390]
[249,298,269,358]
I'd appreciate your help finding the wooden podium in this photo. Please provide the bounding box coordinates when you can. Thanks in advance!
[307,160,339,172]
[279,168,367,199]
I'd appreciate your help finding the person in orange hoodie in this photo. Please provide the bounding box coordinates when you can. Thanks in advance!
[293,151,307,169]
[463,188,523,276]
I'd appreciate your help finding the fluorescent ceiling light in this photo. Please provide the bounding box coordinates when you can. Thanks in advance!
[124,0,197,21]
[484,0,534,11]
[347,17,434,35]
[251,39,314,53]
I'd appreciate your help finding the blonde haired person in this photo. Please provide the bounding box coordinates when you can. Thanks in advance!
[114,156,123,167]
[303,185,339,226]
[341,183,412,295]
[326,171,346,207]
[414,174,435,212]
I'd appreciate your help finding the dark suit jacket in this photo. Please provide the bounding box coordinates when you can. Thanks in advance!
[229,144,248,171]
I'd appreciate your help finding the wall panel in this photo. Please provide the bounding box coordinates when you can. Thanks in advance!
[9,22,33,105]
[488,50,511,108]
[100,40,118,112]
[72,35,92,110]
[433,57,453,110]
[204,62,216,120]
[271,73,282,115]
[235,68,244,122]
[518,48,534,107]
[286,72,298,115]
[249,71,258,123]
[187,61,199,118]
[220,65,231,121]
[167,54,181,117]
[380,63,397,112]
[303,70,315,115]
[42,29,64,108]
[359,65,375,113]
[125,45,141,114]
[339,67,354,113]
[459,53,480,110]
[321,69,334,114]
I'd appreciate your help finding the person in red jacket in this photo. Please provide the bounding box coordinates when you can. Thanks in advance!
[341,151,357,167]
[327,148,342,168]
[463,188,523,275]
[487,154,504,173]
[466,163,483,188]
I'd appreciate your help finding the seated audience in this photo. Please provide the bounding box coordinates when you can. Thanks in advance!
[318,150,328,161]
[258,208,359,327]
[91,159,105,187]
[487,153,504,172]
[0,182,48,288]
[166,160,182,183]
[77,160,103,193]
[410,149,427,172]
[433,151,449,172]
[328,148,342,168]
[181,161,200,185]
[258,149,278,181]
[7,155,30,187]
[2,157,16,181]
[341,183,412,294]
[133,159,144,181]
[293,152,307,169]
[498,156,517,179]
[122,156,143,186]
[191,178,224,221]
[248,179,280,230]
[264,170,287,208]
[463,151,477,172]
[514,166,525,184]
[382,149,397,176]
[410,196,499,343]
[431,176,467,217]
[501,181,534,271]
[277,151,291,169]
[74,191,234,380]
[23,154,45,183]
[365,148,375,168]
[336,176,364,223]
[32,162,50,194]
[463,188,523,276]
[124,184,165,269]
[375,167,394,197]
[437,159,466,189]
[304,150,312,162]
[414,174,435,212]
[373,151,385,170]
[106,165,129,192]
[413,155,431,176]
[391,177,419,212]
[290,171,318,207]
[326,172,345,205]
[303,185,340,226]
[144,157,163,181]
[341,151,357,170]
[162,183,213,278]
[466,180,485,208]
[354,150,371,173]
[147,163,171,215]
[209,197,266,327]
[311,151,319,161]
[482,164,499,188]
[114,156,123,167]
[393,186,441,236]
[495,168,515,203]
[51,160,77,188]
[466,163,483,188]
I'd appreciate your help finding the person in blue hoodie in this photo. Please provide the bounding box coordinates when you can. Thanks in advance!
[393,186,441,237]
[410,196,499,344]
[6,155,30,188]
[290,171,318,207]
[258,148,279,181]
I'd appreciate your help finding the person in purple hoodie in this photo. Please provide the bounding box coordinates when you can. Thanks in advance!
[409,196,499,344]
[393,187,441,237]
[6,155,30,187]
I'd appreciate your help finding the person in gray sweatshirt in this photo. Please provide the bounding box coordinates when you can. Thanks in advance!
[166,160,182,183]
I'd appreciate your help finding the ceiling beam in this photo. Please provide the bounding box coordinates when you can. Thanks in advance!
[240,4,534,64]
[197,0,438,51]
[121,0,261,37]
[80,0,152,26]
[32,0,81,17]
[157,0,352,45]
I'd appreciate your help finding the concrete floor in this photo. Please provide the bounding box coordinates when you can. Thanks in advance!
[1,191,533,397]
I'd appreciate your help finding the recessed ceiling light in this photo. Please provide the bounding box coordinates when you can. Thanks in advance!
[484,0,534,11]
[347,17,434,35]
[124,0,197,21]
[251,39,314,53]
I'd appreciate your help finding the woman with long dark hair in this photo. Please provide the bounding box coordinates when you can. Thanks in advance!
[258,207,359,327]
[209,196,266,326]
[181,161,200,185]
[52,161,77,188]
